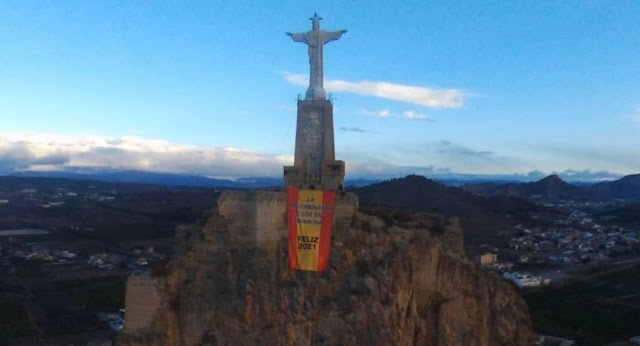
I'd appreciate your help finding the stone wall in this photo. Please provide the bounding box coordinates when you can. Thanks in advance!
[217,190,358,251]
[334,191,358,229]
[441,217,465,256]
[217,190,287,252]
[124,274,161,333]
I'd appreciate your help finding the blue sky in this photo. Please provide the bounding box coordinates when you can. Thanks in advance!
[1,1,639,180]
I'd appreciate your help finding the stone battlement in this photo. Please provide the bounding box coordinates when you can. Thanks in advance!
[217,190,358,253]
[217,190,287,250]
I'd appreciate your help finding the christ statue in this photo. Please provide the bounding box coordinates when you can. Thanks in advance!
[287,14,346,100]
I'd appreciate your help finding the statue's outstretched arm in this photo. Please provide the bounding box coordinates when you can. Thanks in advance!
[286,32,308,43]
[322,30,347,43]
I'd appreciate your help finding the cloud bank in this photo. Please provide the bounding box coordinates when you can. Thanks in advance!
[0,133,628,182]
[339,126,369,133]
[436,140,493,157]
[358,109,431,121]
[0,133,292,178]
[344,162,621,182]
[281,72,464,108]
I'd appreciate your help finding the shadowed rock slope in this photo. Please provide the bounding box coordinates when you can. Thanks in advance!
[356,175,547,248]
[119,195,533,345]
[590,173,640,201]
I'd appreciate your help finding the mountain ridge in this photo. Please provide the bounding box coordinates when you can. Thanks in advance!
[590,173,640,201]
[6,170,640,202]
[463,173,640,202]
[354,175,549,247]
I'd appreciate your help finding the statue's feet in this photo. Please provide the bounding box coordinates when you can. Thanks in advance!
[306,87,326,100]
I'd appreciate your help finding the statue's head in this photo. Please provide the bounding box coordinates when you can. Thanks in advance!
[311,13,321,30]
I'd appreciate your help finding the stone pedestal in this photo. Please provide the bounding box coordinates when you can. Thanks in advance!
[284,99,345,190]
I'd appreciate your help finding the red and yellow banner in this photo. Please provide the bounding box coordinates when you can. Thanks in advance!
[287,187,335,271]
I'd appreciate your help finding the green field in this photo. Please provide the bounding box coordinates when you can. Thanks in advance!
[525,265,640,345]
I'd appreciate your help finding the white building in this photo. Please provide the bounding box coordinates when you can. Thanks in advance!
[503,272,543,288]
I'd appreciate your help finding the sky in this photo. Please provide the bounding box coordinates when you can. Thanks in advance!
[1,1,639,181]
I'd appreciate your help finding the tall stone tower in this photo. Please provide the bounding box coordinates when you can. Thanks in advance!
[284,14,346,191]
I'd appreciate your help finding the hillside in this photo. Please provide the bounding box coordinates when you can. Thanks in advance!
[0,176,219,242]
[524,174,589,200]
[590,174,640,201]
[355,175,548,247]
[596,203,640,229]
[525,264,640,345]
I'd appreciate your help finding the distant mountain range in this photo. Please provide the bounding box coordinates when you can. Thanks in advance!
[462,173,640,202]
[4,169,382,189]
[5,169,640,202]
[7,169,275,189]
[1,166,627,188]
[462,174,589,201]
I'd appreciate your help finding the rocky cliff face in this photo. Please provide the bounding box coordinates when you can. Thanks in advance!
[119,192,533,346]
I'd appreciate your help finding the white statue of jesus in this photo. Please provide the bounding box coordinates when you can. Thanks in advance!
[287,14,346,100]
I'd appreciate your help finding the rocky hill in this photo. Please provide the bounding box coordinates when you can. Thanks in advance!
[355,175,547,247]
[590,174,640,201]
[118,190,533,345]
[518,174,588,200]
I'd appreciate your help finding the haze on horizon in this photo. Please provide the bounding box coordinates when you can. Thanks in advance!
[1,1,639,181]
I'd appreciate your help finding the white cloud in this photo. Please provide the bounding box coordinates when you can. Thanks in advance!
[281,72,308,86]
[281,72,464,108]
[0,133,293,177]
[402,110,427,120]
[359,109,391,118]
[358,109,431,121]
[436,140,493,157]
[338,126,369,133]
[344,161,451,178]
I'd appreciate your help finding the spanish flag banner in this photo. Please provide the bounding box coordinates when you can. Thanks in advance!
[287,187,336,271]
